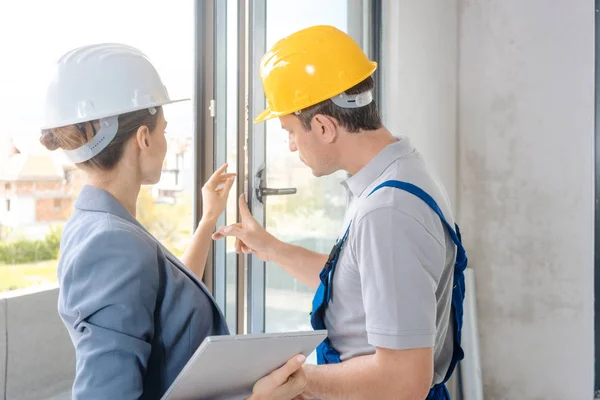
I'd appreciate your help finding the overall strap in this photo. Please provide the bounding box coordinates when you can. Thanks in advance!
[368,180,467,387]
[368,181,463,257]
[310,222,353,365]
[323,223,352,303]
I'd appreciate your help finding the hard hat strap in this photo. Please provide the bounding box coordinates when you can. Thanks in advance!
[63,115,119,164]
[293,90,374,117]
[329,90,373,109]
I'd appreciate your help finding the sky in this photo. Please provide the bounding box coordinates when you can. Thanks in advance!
[0,0,346,154]
[0,0,195,152]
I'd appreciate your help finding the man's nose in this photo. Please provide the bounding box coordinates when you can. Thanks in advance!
[289,136,298,152]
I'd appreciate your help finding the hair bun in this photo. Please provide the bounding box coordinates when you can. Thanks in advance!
[40,130,61,151]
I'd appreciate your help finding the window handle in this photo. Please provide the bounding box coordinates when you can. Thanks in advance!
[254,167,297,204]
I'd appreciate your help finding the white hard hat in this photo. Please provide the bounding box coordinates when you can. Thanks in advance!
[41,43,188,130]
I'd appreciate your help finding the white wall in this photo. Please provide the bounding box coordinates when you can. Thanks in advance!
[383,0,595,399]
[381,0,458,209]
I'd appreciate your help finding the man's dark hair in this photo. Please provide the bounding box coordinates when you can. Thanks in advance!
[296,76,382,133]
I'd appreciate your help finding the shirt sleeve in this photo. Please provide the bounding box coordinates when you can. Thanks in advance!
[353,206,446,350]
[59,227,160,399]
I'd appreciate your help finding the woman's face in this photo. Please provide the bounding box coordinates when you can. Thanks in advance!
[139,109,168,185]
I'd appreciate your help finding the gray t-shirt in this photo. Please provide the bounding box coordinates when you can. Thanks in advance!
[324,137,456,385]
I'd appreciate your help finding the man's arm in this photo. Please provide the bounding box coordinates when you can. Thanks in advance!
[269,239,327,289]
[214,195,327,289]
[302,204,447,399]
[303,347,433,400]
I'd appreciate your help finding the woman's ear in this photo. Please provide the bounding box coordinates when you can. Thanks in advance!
[135,125,151,150]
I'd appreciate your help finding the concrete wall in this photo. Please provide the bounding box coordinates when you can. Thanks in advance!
[458,0,595,398]
[383,0,594,399]
[381,0,459,210]
[0,287,74,399]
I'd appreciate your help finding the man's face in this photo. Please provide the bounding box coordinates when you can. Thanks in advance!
[279,114,337,177]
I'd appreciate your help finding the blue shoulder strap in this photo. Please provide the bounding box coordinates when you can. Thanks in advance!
[368,180,467,385]
[368,181,462,253]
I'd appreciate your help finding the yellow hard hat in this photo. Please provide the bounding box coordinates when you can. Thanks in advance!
[254,25,378,123]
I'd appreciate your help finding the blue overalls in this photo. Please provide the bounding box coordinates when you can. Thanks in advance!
[310,180,468,399]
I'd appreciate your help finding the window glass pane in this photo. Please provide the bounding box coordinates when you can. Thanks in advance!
[0,0,194,293]
[264,0,349,333]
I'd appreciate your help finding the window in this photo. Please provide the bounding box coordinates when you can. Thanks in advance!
[208,0,380,335]
[0,0,195,293]
[64,170,72,184]
[5,183,11,191]
[595,0,600,391]
[6,199,10,212]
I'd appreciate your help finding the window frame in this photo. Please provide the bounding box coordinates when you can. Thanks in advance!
[594,0,600,393]
[195,0,384,335]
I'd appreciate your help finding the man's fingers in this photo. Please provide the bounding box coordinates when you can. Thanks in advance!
[239,194,253,221]
[233,239,254,255]
[283,369,307,397]
[213,223,243,240]
[216,223,244,239]
[269,354,306,387]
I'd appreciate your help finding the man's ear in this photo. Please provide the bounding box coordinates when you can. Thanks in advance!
[135,125,151,150]
[312,114,338,144]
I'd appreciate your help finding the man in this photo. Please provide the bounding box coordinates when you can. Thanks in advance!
[214,25,467,400]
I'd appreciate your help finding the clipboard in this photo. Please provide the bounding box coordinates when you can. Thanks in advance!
[161,330,327,400]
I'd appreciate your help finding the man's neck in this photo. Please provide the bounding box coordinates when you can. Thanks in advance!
[339,126,398,175]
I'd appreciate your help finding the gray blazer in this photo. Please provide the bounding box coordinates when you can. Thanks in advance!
[57,185,229,399]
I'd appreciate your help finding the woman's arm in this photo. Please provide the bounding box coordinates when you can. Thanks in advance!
[180,163,235,278]
[180,216,219,278]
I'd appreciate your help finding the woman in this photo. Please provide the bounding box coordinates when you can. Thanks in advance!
[39,43,306,399]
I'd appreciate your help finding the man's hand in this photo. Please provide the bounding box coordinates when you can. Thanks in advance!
[213,194,280,262]
[214,194,327,289]
[248,354,308,400]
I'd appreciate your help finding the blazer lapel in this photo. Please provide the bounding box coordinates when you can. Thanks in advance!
[74,185,228,330]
